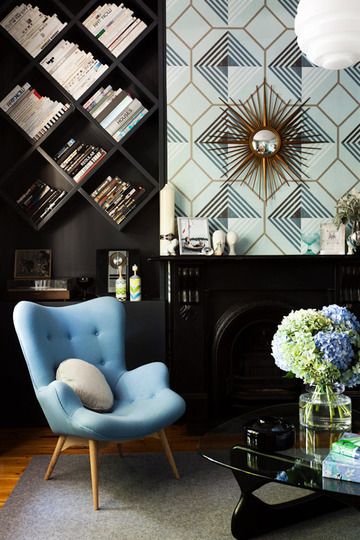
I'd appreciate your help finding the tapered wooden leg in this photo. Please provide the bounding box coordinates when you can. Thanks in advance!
[44,436,66,480]
[117,443,124,457]
[89,440,99,511]
[159,429,180,479]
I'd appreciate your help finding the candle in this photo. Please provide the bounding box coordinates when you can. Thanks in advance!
[160,184,175,255]
[160,184,175,235]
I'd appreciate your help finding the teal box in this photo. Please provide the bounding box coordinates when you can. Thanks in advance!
[322,452,360,483]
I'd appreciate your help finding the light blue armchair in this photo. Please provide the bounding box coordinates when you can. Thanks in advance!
[13,297,186,510]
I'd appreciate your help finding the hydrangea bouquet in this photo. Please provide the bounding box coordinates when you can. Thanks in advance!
[272,305,360,430]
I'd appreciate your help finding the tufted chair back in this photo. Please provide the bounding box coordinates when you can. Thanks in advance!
[13,297,126,395]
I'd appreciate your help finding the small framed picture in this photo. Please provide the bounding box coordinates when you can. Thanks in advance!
[177,217,211,255]
[14,249,52,279]
[320,222,346,255]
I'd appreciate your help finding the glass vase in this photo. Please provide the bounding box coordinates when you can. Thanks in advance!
[299,383,351,431]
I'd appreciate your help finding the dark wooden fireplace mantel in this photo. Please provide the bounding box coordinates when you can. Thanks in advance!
[150,255,360,425]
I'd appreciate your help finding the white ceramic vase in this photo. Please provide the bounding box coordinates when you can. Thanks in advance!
[212,230,226,256]
[226,230,238,256]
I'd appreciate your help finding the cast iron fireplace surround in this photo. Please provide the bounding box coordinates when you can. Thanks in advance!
[153,255,360,425]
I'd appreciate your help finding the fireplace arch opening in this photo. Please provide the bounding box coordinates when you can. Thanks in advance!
[211,301,301,417]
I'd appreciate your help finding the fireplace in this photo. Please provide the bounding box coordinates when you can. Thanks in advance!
[212,300,301,417]
[152,255,360,424]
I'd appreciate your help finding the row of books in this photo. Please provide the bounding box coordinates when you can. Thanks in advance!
[16,179,67,224]
[83,3,147,57]
[0,82,70,141]
[84,85,148,141]
[53,138,107,184]
[41,40,109,100]
[91,175,145,224]
[0,4,66,58]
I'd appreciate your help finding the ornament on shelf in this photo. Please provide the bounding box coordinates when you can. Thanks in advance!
[226,230,238,256]
[130,264,141,301]
[160,184,177,255]
[212,230,226,256]
[115,262,126,302]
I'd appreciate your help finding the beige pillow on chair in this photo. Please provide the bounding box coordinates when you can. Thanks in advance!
[56,358,114,412]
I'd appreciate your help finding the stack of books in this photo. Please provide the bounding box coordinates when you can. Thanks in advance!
[40,40,109,100]
[83,3,147,57]
[323,433,360,482]
[91,175,145,224]
[54,138,107,183]
[0,83,70,141]
[0,4,66,57]
[83,85,148,141]
[17,179,67,224]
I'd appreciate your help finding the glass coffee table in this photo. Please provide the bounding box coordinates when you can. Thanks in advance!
[199,403,360,539]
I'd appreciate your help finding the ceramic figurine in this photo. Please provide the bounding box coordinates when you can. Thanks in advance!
[212,230,226,256]
[115,266,126,302]
[130,264,141,301]
[226,230,238,256]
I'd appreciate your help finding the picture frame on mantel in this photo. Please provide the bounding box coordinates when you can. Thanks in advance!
[320,222,346,255]
[177,217,212,255]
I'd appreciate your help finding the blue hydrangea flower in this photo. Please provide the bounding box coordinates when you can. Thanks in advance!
[314,331,354,370]
[346,373,360,388]
[321,304,360,332]
[276,471,288,482]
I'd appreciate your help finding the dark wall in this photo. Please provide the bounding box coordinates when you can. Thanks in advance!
[0,194,160,299]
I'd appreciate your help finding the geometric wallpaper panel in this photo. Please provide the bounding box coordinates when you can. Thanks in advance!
[166,0,360,254]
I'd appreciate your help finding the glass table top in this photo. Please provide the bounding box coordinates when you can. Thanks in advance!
[199,403,360,499]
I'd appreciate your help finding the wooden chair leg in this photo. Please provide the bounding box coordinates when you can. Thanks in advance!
[117,443,124,457]
[89,440,99,511]
[44,436,66,480]
[159,429,180,480]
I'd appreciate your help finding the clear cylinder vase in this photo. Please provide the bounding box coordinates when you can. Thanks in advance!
[299,383,352,431]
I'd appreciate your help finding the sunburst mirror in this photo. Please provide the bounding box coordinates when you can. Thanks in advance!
[205,81,317,202]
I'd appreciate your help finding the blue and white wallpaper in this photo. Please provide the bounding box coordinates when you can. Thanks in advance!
[166,0,360,254]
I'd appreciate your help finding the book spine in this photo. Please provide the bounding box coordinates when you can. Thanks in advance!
[0,82,31,113]
[73,150,106,183]
[1,4,30,32]
[112,21,147,57]
[113,108,147,141]
[91,175,113,199]
[101,95,133,129]
[53,138,76,161]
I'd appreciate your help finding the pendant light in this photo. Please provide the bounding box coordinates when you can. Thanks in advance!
[294,0,360,70]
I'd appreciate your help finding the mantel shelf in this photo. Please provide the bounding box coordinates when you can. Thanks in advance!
[148,254,357,263]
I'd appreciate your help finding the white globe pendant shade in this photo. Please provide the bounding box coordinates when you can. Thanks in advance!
[295,0,360,70]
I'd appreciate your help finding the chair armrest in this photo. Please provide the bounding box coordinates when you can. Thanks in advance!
[37,381,83,433]
[115,362,169,401]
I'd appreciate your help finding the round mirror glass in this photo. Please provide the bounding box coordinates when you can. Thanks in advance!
[250,128,281,157]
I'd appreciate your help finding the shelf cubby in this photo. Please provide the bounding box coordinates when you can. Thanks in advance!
[0,1,71,60]
[0,66,73,145]
[121,27,158,96]
[122,110,159,177]
[0,115,33,178]
[79,150,154,228]
[0,150,75,229]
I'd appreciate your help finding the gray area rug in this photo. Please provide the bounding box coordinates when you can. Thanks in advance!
[0,452,359,540]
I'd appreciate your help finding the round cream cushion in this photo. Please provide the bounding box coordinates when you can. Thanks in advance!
[56,358,114,412]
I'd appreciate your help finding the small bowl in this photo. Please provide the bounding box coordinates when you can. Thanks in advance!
[243,416,295,451]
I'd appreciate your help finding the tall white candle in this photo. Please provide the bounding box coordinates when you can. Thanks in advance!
[160,184,175,236]
[160,184,175,255]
